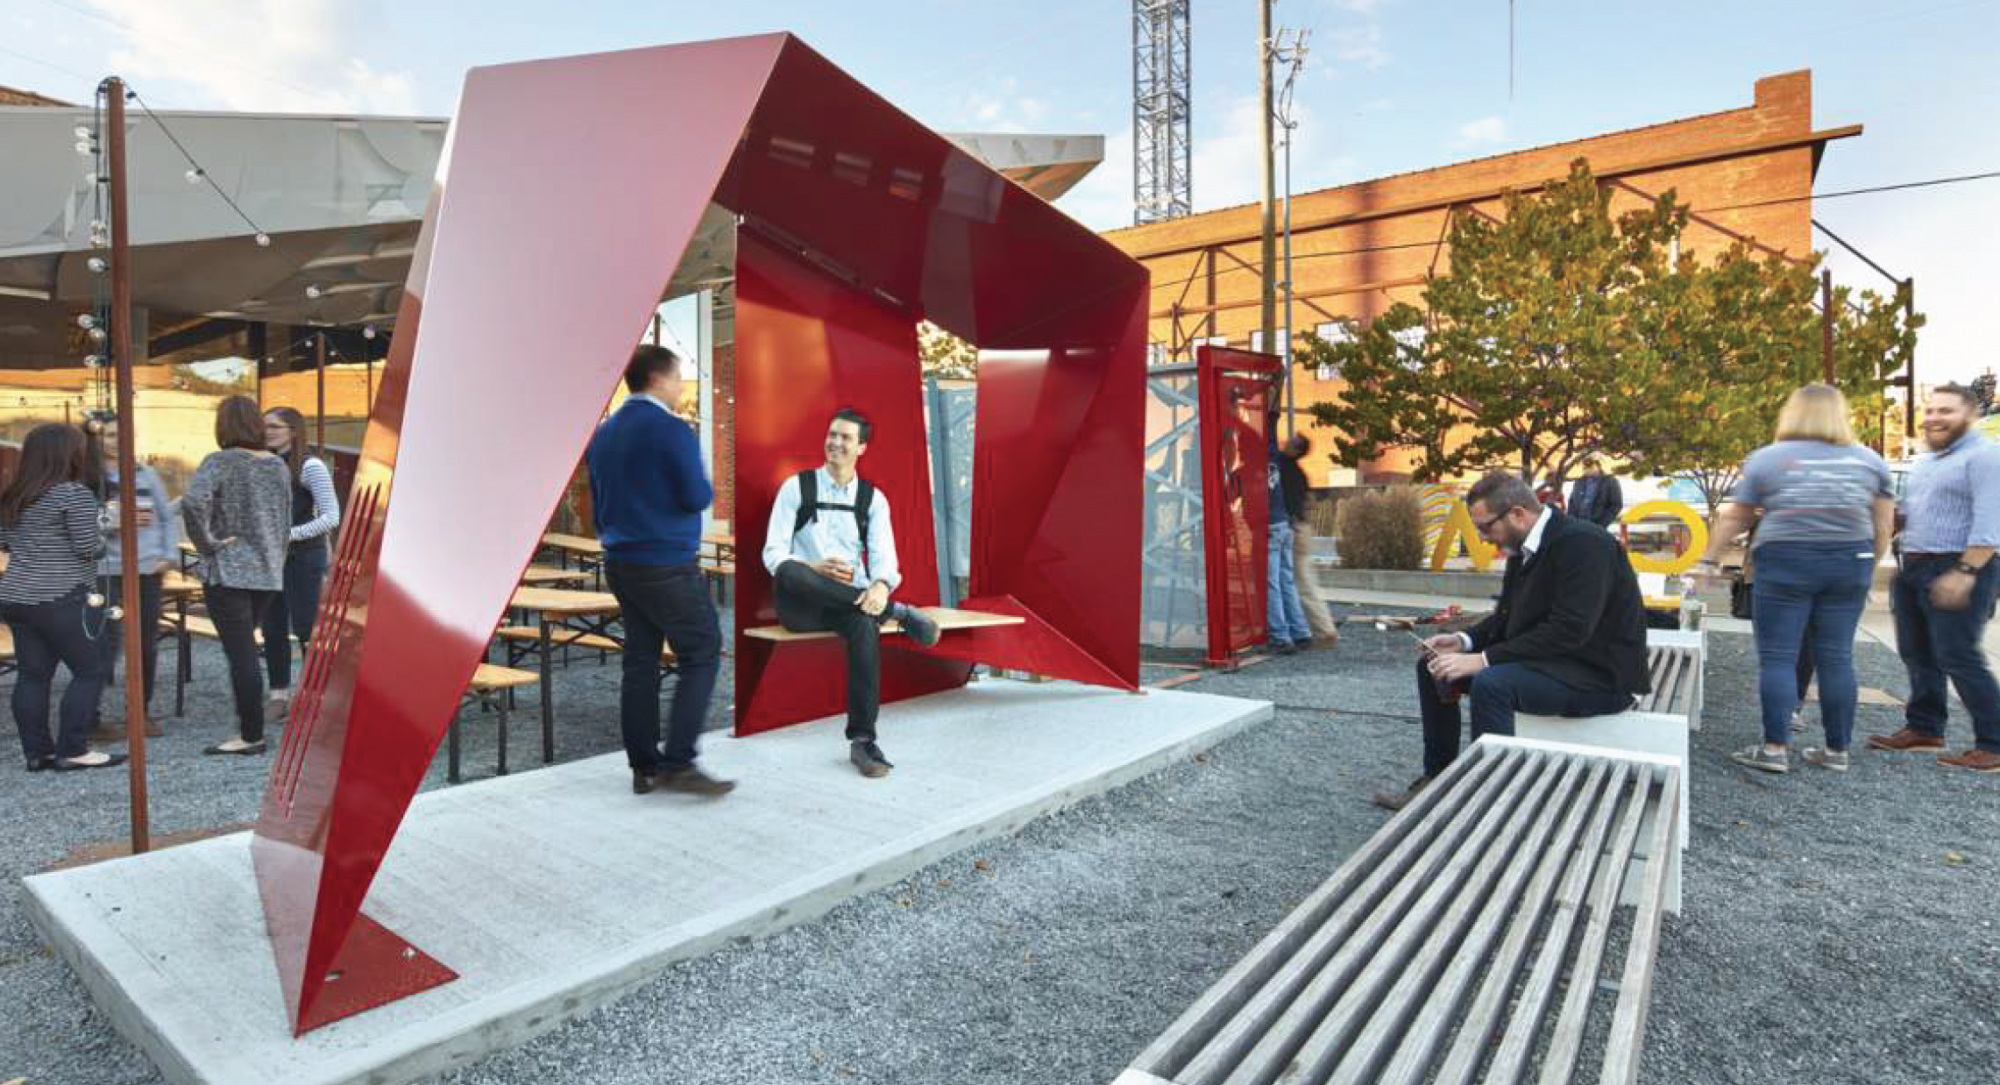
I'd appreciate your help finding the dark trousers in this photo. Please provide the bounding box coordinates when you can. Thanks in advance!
[1892,555,2000,753]
[99,573,163,712]
[204,585,276,743]
[1750,540,1874,749]
[261,544,328,690]
[774,560,883,741]
[604,561,721,773]
[5,588,109,763]
[1416,657,1631,777]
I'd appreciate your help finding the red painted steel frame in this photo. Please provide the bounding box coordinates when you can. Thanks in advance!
[248,34,1148,1033]
[1197,346,1282,665]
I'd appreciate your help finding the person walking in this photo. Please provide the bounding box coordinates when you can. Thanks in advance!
[586,345,733,796]
[1866,383,2000,771]
[1,423,119,772]
[86,419,178,741]
[258,406,340,722]
[182,395,292,756]
[1695,384,1894,773]
[1282,433,1338,645]
[1567,457,1624,528]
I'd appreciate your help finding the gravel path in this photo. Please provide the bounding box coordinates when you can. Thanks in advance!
[3,618,1995,1085]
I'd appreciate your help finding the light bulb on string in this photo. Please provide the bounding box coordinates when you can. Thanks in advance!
[73,124,91,140]
[84,354,104,367]
[76,314,97,330]
[362,325,378,340]
[185,168,204,185]
[86,257,107,274]
[305,285,323,299]
[87,326,107,343]
[84,169,104,186]
[254,233,271,247]
[74,139,95,156]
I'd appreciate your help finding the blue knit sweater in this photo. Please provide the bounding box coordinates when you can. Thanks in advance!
[585,396,713,566]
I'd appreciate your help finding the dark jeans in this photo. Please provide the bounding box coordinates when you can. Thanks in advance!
[5,588,110,763]
[204,585,276,743]
[261,544,328,690]
[99,573,163,712]
[774,560,884,741]
[1892,554,2000,753]
[1416,657,1631,777]
[604,561,721,773]
[1751,540,1874,749]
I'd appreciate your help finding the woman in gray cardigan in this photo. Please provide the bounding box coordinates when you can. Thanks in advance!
[182,395,293,755]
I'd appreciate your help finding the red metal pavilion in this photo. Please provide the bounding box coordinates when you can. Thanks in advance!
[249,34,1147,1033]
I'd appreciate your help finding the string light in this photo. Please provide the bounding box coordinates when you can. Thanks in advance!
[86,256,106,273]
[305,285,322,299]
[184,167,204,184]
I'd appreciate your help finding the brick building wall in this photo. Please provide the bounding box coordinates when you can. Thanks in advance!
[1102,70,1845,485]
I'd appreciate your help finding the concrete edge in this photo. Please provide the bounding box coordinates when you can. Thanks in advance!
[28,693,1275,1085]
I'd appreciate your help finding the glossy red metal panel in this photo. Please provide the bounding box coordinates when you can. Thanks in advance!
[732,229,970,735]
[249,36,786,1032]
[1197,346,1281,664]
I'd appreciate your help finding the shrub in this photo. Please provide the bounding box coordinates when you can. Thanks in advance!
[1334,486,1426,570]
[1305,492,1339,538]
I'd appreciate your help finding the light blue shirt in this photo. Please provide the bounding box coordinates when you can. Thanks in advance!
[761,466,902,590]
[1901,428,2000,553]
[98,463,181,576]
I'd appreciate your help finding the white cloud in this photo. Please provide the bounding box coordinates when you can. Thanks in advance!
[1323,23,1392,71]
[1190,94,1356,213]
[89,0,417,114]
[945,76,1051,136]
[1456,115,1508,145]
[1054,127,1133,232]
[1327,0,1391,12]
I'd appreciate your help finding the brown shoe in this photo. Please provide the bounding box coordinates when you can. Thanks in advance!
[1866,727,1946,753]
[652,765,737,796]
[1937,749,2000,773]
[1371,775,1433,811]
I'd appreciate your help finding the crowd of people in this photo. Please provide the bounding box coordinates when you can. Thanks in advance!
[1369,380,1999,807]
[5,393,339,772]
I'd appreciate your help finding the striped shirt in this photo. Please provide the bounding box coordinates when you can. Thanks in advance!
[0,482,106,605]
[289,456,341,546]
[1901,429,2000,554]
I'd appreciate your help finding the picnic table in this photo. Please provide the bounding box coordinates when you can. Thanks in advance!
[500,585,625,763]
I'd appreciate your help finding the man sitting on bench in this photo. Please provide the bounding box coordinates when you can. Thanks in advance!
[762,407,940,779]
[1373,472,1650,810]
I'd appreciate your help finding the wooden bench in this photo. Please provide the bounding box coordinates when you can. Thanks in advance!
[446,663,540,783]
[1514,629,1703,859]
[743,606,1024,642]
[1115,737,1681,1085]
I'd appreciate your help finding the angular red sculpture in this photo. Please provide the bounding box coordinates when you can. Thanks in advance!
[251,35,1147,1033]
[1197,346,1281,665]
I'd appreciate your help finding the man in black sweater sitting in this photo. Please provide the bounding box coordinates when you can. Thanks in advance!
[1373,473,1650,810]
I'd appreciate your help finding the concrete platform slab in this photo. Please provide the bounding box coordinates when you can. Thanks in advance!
[22,680,1269,1085]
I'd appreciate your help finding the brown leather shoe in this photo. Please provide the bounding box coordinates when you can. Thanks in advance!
[652,765,737,796]
[1866,727,1946,753]
[1371,775,1433,811]
[1937,748,2000,773]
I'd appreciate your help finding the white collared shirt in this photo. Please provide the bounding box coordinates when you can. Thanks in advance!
[761,466,902,590]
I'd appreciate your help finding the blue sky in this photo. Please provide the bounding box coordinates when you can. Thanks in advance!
[3,0,1995,380]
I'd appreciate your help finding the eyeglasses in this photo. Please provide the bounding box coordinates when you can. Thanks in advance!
[1473,507,1517,535]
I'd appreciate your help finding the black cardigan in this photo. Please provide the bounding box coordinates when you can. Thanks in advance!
[1467,508,1650,697]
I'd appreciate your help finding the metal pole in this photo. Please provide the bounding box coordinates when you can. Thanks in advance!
[1903,278,1916,439]
[106,77,150,855]
[1281,120,1294,439]
[365,343,375,411]
[1257,0,1276,349]
[1821,268,1835,386]
[315,332,327,453]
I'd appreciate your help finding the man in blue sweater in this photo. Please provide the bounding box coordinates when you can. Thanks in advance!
[586,345,733,796]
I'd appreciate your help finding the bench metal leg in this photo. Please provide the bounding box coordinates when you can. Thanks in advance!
[538,618,554,764]
[496,698,510,777]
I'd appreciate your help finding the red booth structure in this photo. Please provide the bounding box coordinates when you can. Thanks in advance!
[1196,346,1282,666]
[244,35,1147,1034]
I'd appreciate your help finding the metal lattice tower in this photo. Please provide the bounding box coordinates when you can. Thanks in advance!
[1133,0,1192,224]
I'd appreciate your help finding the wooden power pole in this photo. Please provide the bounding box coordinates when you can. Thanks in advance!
[1257,0,1276,351]
[105,76,151,854]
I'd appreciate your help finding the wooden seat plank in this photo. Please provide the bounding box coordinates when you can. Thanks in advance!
[743,607,1024,642]
[467,663,540,691]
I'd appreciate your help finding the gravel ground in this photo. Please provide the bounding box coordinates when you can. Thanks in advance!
[3,615,1996,1085]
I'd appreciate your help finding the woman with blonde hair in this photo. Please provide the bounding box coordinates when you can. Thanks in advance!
[1696,383,1895,773]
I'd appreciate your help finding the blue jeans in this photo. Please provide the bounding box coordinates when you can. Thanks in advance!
[1266,519,1311,646]
[261,543,329,690]
[1415,658,1632,777]
[1751,540,1875,749]
[604,561,722,772]
[1891,554,2000,753]
[5,587,109,763]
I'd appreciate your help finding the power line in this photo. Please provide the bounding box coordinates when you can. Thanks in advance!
[125,87,270,243]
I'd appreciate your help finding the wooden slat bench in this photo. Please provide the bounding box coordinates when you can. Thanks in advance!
[446,663,540,783]
[743,606,1024,642]
[1116,737,1681,1085]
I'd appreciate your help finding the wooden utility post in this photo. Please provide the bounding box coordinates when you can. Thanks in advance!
[1821,269,1835,385]
[1257,0,1276,350]
[106,76,150,855]
[1903,278,1917,438]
